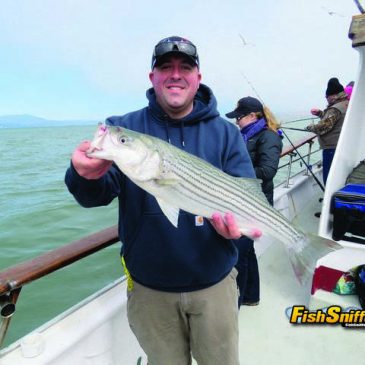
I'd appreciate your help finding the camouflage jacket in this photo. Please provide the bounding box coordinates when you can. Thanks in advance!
[306,92,349,149]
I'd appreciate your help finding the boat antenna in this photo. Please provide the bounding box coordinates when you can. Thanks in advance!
[354,0,365,13]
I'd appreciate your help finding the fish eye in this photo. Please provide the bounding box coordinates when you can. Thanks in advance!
[119,135,129,144]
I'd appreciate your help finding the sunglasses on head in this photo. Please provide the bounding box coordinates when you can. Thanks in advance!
[153,39,198,58]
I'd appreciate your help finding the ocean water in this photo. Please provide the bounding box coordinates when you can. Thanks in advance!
[0,122,319,347]
[0,125,121,347]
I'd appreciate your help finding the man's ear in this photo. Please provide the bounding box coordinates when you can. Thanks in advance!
[149,71,154,83]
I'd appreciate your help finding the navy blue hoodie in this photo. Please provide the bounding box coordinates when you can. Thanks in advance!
[65,84,255,292]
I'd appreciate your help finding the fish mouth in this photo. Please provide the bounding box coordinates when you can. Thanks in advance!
[86,145,101,156]
[86,124,109,156]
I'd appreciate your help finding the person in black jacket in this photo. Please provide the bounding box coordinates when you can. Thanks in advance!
[226,96,283,306]
[226,96,283,205]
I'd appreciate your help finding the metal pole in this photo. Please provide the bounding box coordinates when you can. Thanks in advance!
[305,140,314,176]
[285,153,295,188]
[282,129,325,192]
[0,288,21,348]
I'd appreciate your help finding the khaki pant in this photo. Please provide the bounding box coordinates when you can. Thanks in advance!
[127,268,240,365]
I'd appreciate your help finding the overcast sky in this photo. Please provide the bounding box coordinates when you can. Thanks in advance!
[0,0,361,122]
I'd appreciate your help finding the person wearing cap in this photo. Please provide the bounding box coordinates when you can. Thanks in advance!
[226,96,283,307]
[306,77,349,187]
[226,97,283,205]
[65,36,255,365]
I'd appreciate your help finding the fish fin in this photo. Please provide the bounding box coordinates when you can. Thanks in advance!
[287,233,343,285]
[156,198,179,227]
[239,227,262,239]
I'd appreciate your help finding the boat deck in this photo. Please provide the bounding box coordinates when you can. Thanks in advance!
[239,244,362,365]
[238,189,364,365]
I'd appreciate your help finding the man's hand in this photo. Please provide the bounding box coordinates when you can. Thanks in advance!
[210,212,242,239]
[310,108,321,116]
[71,140,112,179]
[210,212,262,240]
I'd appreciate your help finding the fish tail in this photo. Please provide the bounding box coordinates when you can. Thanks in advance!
[287,234,343,285]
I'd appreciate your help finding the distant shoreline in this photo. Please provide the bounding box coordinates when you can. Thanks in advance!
[0,114,97,129]
[0,123,96,129]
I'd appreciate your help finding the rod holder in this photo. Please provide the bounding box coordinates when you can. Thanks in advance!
[0,295,16,319]
[1,289,21,348]
[284,152,296,188]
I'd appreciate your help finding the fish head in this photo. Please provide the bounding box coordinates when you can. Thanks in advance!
[86,123,115,160]
[87,124,162,181]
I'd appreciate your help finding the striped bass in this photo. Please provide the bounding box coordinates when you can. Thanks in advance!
[87,124,342,284]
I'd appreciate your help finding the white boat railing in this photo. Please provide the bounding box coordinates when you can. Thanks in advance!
[279,133,319,188]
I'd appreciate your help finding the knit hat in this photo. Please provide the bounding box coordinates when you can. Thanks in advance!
[225,96,264,119]
[325,78,344,97]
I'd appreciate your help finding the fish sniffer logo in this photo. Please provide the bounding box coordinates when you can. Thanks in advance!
[289,305,365,328]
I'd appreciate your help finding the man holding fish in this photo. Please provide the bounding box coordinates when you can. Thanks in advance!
[66,36,341,365]
[65,36,256,365]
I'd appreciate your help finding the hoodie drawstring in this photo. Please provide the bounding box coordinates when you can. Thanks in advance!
[165,123,171,144]
[164,120,186,148]
[180,120,185,148]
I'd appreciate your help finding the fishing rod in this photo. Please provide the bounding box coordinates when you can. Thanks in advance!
[284,117,318,125]
[237,57,325,192]
[240,71,265,104]
[281,126,309,132]
[281,129,325,192]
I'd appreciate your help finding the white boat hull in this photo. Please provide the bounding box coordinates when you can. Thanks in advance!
[0,279,146,364]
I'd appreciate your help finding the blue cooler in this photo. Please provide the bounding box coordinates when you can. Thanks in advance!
[331,184,365,242]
